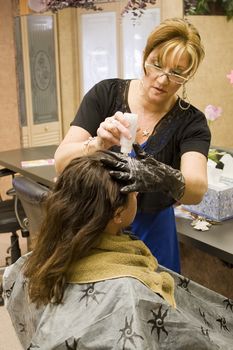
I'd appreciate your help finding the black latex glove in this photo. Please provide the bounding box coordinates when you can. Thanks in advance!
[101,144,185,201]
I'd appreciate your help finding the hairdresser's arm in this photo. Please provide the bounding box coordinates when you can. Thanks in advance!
[54,113,131,174]
[179,151,208,204]
[54,126,94,174]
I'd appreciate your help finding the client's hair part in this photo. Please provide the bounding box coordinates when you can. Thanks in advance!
[23,151,129,307]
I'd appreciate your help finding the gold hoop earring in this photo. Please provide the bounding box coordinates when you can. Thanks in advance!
[179,84,190,111]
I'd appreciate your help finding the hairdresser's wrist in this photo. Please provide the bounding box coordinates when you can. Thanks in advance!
[165,170,186,202]
[82,136,104,155]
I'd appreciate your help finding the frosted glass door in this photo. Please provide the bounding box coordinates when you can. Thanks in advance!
[81,12,117,95]
[122,8,160,79]
[27,15,58,125]
[18,15,62,147]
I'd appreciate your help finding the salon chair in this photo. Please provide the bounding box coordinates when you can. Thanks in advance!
[0,174,48,306]
[0,169,28,306]
[0,168,28,265]
[12,176,50,249]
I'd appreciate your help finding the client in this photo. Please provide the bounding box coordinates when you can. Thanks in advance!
[3,151,233,349]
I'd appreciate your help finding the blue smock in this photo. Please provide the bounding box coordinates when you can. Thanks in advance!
[130,143,180,273]
[131,207,180,273]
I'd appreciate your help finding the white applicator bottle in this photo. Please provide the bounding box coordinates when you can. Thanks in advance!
[120,113,138,154]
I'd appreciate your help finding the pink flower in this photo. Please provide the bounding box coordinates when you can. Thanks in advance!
[204,105,222,122]
[227,70,233,85]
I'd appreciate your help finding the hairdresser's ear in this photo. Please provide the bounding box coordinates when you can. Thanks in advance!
[113,207,123,224]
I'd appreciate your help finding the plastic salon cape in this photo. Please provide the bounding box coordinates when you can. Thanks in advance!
[3,255,233,349]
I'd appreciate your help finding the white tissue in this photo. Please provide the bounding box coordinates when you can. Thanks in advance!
[186,152,233,221]
[207,153,233,189]
[220,154,233,182]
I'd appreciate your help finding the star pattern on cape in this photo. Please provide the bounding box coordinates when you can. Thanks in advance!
[79,283,106,306]
[147,305,169,340]
[118,315,144,348]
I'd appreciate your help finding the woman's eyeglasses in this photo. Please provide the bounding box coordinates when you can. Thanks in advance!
[145,63,189,85]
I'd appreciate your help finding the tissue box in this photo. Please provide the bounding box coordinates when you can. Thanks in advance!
[184,183,233,221]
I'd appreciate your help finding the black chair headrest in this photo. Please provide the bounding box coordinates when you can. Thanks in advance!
[12,176,49,204]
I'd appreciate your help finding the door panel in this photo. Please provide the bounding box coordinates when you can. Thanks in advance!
[15,14,62,147]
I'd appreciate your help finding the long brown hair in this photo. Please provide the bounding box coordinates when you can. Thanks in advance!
[23,151,128,307]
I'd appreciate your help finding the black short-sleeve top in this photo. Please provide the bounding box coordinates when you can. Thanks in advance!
[71,79,211,212]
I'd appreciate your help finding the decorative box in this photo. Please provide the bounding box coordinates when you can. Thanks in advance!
[184,183,233,222]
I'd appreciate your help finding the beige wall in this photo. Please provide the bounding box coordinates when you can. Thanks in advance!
[0,0,21,152]
[0,0,21,196]
[186,16,233,148]
[160,0,183,20]
[57,9,80,136]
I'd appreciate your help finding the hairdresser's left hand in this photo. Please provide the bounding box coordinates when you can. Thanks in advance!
[97,111,131,149]
[102,144,185,201]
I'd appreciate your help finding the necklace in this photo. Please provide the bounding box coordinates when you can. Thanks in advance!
[136,128,151,138]
[134,80,161,138]
[142,129,150,137]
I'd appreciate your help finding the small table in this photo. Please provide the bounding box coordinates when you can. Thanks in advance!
[0,145,57,187]
[176,216,233,265]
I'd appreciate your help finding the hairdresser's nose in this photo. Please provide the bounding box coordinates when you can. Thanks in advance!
[157,73,169,84]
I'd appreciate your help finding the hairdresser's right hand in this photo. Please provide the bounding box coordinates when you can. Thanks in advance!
[97,111,132,149]
[102,144,185,201]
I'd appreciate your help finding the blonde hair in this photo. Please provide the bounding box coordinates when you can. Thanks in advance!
[143,18,205,77]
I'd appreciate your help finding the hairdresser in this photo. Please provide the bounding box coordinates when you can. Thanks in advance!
[54,18,211,272]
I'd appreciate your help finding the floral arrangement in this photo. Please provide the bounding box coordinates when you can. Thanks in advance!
[204,69,233,129]
[204,104,222,164]
[28,0,157,17]
[45,0,103,12]
[204,104,222,125]
[121,0,156,17]
[183,0,233,21]
[227,70,233,84]
[204,69,233,164]
[205,68,233,120]
[204,104,222,162]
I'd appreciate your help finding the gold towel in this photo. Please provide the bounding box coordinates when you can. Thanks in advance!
[67,232,176,307]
